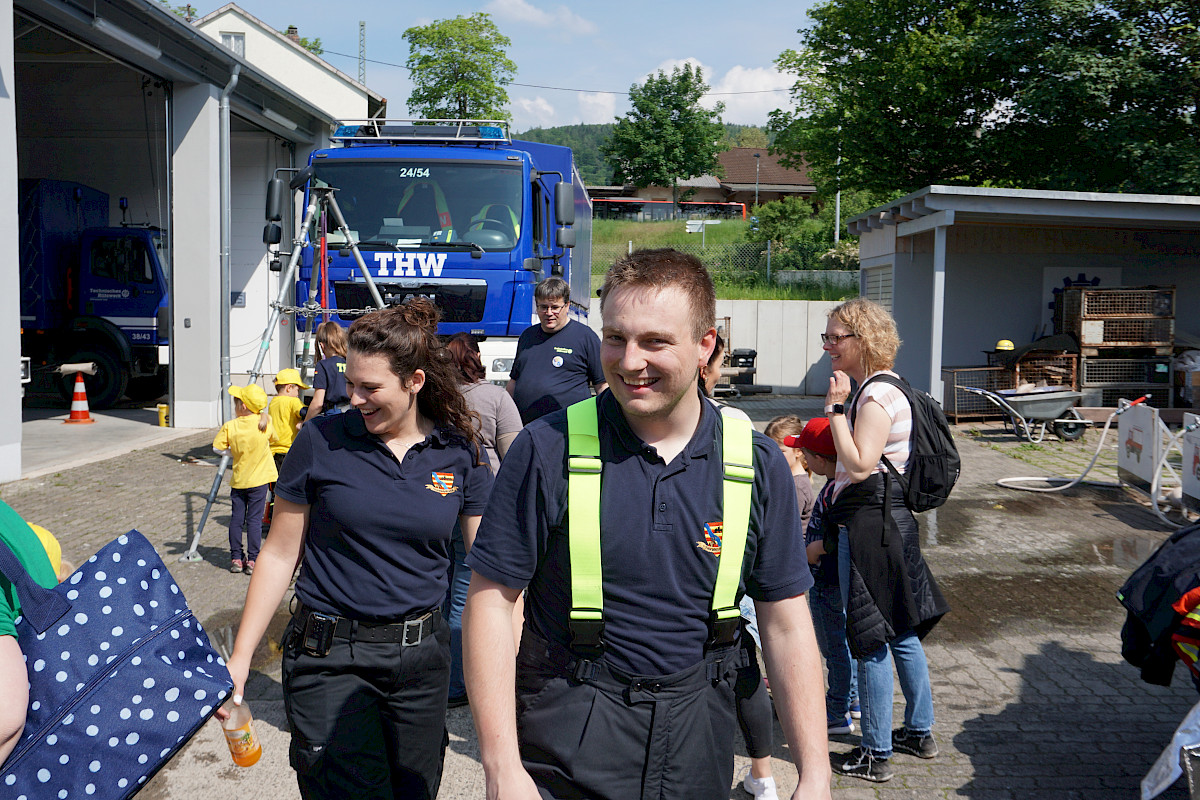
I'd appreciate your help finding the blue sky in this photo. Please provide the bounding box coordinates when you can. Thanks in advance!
[215,0,821,131]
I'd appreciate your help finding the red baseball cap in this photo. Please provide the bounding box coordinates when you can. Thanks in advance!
[783,417,835,457]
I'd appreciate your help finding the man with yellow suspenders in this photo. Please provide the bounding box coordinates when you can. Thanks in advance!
[464,249,832,800]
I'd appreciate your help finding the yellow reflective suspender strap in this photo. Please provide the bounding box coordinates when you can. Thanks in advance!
[566,398,604,650]
[565,399,755,654]
[710,407,754,644]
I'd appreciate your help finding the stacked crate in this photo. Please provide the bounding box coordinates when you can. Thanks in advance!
[942,366,1014,422]
[1055,286,1175,407]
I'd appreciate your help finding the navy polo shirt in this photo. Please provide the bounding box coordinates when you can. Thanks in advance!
[275,410,492,621]
[467,390,812,676]
[509,319,605,424]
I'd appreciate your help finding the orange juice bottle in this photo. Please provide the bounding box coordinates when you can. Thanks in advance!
[221,700,262,767]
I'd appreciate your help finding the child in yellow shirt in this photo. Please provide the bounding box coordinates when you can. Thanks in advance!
[264,369,309,526]
[213,384,278,575]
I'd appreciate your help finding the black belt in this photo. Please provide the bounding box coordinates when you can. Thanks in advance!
[296,602,439,646]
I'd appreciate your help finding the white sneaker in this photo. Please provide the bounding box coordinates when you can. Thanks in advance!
[742,771,779,800]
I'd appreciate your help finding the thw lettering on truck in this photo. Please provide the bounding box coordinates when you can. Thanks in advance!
[374,252,447,278]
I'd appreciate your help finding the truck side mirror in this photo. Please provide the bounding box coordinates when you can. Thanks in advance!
[263,222,283,245]
[555,181,575,226]
[556,227,576,249]
[265,178,286,222]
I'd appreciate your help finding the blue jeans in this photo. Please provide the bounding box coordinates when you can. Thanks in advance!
[809,579,859,717]
[442,521,471,700]
[839,532,934,756]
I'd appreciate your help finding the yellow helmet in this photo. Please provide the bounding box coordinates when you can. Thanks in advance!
[995,339,1015,351]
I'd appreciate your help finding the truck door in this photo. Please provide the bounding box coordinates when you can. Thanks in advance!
[81,232,166,346]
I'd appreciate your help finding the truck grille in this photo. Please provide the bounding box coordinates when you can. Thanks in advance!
[333,281,487,322]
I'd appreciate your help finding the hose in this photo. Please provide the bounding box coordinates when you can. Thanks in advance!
[995,396,1147,493]
[1147,419,1200,530]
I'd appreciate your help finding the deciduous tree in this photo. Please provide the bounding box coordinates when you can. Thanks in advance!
[601,64,727,212]
[403,13,516,120]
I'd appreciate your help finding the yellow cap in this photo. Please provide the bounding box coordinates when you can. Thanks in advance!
[228,384,269,414]
[273,368,310,389]
[995,339,1015,351]
[29,523,62,579]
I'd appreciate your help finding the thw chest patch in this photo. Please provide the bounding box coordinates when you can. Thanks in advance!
[696,521,724,556]
[426,471,459,496]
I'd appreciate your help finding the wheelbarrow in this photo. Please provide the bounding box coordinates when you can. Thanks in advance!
[961,385,1089,443]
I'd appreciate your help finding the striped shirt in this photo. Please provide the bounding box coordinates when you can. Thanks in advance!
[831,371,913,502]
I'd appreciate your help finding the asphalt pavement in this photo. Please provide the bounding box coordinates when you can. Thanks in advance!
[5,394,1198,799]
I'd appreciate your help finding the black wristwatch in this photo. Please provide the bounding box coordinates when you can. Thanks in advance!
[825,403,845,416]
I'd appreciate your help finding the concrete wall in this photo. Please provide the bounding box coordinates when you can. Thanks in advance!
[196,10,370,121]
[1,1,22,481]
[587,298,837,394]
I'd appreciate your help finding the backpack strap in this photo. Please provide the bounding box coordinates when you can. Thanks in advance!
[0,534,69,635]
[565,399,756,656]
[709,407,754,647]
[566,397,605,653]
[848,372,909,545]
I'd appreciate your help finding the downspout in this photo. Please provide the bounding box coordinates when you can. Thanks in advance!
[219,64,239,423]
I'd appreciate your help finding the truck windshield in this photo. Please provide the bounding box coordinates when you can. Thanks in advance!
[312,161,523,252]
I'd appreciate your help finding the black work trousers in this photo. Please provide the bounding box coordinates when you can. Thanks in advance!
[280,613,451,800]
[515,630,746,800]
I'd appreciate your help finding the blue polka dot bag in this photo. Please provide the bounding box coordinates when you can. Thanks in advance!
[0,530,233,799]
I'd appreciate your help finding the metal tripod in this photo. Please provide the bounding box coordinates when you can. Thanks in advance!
[180,180,385,563]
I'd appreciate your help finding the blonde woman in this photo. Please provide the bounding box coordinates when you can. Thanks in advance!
[822,298,949,783]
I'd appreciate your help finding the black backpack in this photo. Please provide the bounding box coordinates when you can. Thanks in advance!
[850,373,960,512]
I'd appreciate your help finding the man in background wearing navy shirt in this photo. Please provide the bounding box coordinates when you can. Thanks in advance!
[465,250,832,800]
[506,277,606,424]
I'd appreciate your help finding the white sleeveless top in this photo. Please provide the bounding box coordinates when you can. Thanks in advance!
[830,371,912,502]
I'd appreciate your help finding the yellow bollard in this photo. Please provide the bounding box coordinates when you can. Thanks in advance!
[157,403,169,427]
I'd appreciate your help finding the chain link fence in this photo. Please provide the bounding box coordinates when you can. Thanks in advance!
[591,239,852,291]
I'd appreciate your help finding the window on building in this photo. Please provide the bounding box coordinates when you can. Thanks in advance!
[220,32,245,58]
[862,264,893,312]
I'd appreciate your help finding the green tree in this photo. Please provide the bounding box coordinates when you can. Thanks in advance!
[733,126,769,148]
[403,13,516,120]
[601,64,727,212]
[770,0,1200,195]
[769,0,1002,196]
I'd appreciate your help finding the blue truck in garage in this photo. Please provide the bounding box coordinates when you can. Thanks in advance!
[19,179,170,408]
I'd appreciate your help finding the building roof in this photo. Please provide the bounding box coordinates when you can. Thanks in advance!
[195,3,384,115]
[848,185,1200,236]
[718,147,812,188]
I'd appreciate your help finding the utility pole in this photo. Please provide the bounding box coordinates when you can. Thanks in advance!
[754,152,761,207]
[358,21,366,84]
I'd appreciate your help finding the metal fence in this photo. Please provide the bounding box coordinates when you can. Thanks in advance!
[591,240,838,286]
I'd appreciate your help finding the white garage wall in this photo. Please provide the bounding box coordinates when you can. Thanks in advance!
[228,131,292,382]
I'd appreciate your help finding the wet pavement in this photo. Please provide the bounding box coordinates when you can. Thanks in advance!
[2,394,1197,799]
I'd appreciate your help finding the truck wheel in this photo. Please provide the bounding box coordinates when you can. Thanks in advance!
[126,372,169,402]
[60,349,129,409]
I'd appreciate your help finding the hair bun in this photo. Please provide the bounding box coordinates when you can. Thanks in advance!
[395,296,441,332]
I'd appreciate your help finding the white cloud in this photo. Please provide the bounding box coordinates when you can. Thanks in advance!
[707,64,793,125]
[577,92,616,124]
[511,96,557,131]
[484,0,597,35]
[636,58,790,126]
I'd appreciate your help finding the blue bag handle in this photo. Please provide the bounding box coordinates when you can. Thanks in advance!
[0,535,70,634]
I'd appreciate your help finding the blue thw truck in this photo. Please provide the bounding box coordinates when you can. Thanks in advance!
[19,179,170,408]
[265,119,591,381]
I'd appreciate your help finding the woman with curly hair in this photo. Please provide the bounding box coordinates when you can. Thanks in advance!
[222,299,493,800]
[821,298,949,784]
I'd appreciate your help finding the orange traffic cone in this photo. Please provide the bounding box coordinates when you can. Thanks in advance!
[64,372,96,425]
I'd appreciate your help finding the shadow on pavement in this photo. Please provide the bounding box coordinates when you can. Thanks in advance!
[954,641,1197,799]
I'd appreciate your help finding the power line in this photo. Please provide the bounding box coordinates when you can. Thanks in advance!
[321,49,790,96]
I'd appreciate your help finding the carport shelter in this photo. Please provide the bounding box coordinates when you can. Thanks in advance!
[848,186,1200,400]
